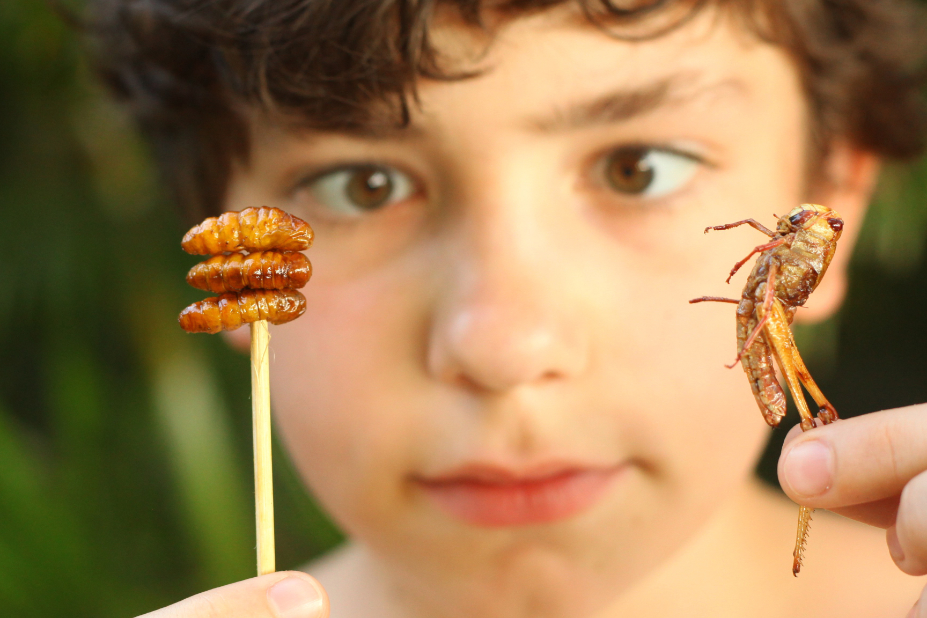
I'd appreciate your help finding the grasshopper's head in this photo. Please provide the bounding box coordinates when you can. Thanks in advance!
[780,203,844,243]
[782,204,845,291]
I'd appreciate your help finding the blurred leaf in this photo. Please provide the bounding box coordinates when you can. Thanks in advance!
[0,1,342,615]
[856,157,927,272]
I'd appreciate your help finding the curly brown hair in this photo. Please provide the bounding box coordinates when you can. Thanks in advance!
[85,0,927,220]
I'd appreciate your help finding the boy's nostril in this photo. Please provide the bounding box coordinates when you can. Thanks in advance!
[454,374,486,392]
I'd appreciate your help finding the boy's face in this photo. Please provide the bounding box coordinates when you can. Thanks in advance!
[226,6,866,616]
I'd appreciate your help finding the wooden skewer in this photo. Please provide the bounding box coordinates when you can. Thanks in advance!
[250,319,275,575]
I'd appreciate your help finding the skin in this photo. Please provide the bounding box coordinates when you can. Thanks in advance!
[144,5,927,618]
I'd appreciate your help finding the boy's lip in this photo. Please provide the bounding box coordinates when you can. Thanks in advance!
[412,461,628,527]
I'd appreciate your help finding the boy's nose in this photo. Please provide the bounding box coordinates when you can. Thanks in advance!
[425,212,589,394]
[427,292,587,392]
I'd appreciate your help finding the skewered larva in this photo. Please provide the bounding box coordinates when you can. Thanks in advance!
[179,289,307,334]
[181,206,314,255]
[186,250,312,293]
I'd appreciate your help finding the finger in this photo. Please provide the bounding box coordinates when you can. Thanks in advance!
[138,571,329,618]
[780,411,838,449]
[827,495,900,528]
[781,423,803,449]
[777,403,927,509]
[911,582,927,618]
[891,469,927,576]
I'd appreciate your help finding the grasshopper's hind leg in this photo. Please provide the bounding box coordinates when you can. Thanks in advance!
[771,302,839,424]
[756,300,817,432]
[757,299,823,577]
[758,300,821,575]
[792,506,814,576]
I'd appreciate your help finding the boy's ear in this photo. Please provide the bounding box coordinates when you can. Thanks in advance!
[223,327,252,352]
[796,141,880,324]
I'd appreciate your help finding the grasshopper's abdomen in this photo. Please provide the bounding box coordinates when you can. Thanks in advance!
[736,298,787,427]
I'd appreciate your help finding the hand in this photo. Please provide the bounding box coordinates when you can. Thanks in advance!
[138,571,329,618]
[778,403,927,616]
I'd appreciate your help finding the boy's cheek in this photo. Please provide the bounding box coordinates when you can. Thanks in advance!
[264,288,435,512]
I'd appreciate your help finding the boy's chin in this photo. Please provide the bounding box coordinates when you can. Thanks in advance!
[398,535,653,618]
[384,490,695,618]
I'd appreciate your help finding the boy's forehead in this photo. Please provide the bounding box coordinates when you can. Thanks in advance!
[412,9,781,130]
[251,6,796,148]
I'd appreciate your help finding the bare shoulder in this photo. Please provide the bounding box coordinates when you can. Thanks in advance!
[751,482,924,616]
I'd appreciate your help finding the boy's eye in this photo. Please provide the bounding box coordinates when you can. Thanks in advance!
[602,147,699,198]
[304,165,415,216]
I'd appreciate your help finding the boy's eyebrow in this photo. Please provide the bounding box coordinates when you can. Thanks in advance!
[526,72,748,132]
[288,73,746,141]
[341,122,427,141]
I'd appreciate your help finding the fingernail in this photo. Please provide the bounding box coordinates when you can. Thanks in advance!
[784,440,833,497]
[268,577,323,618]
[888,526,906,564]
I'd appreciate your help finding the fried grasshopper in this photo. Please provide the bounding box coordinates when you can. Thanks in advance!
[690,203,844,575]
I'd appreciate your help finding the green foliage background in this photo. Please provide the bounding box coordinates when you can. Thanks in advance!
[0,3,341,616]
[0,2,925,616]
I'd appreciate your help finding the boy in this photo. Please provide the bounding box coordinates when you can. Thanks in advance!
[92,0,927,616]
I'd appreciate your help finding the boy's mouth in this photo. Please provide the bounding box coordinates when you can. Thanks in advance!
[412,462,627,527]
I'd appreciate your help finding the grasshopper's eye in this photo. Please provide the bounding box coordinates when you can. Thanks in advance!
[788,209,816,227]
[303,164,416,217]
[602,147,700,198]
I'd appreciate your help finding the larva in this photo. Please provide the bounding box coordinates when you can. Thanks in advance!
[181,206,314,255]
[186,250,311,293]
[178,288,307,334]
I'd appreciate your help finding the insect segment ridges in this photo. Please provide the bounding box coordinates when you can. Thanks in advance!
[179,289,307,334]
[179,207,314,333]
[186,251,311,293]
[181,206,314,254]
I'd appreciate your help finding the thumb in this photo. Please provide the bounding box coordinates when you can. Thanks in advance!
[139,571,329,618]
